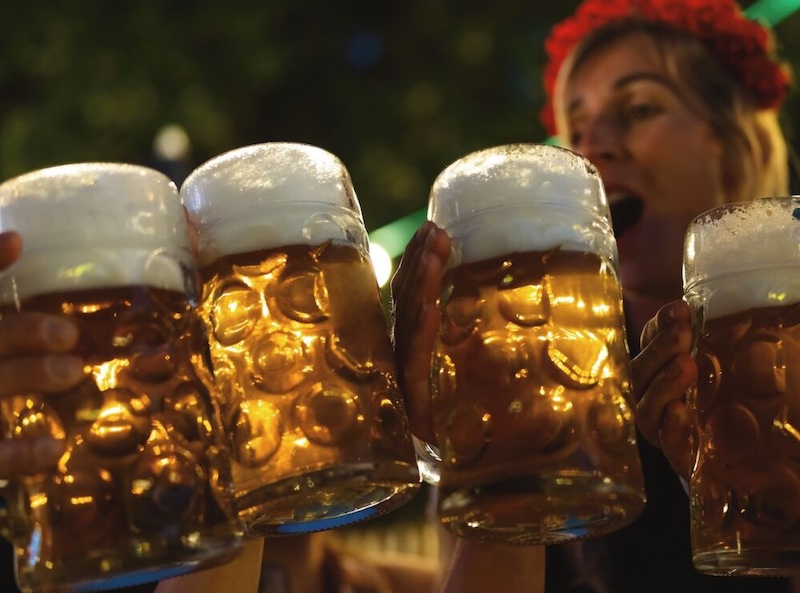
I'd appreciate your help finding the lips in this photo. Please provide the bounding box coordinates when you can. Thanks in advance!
[609,195,644,238]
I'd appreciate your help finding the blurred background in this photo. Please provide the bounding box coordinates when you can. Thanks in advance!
[0,0,798,561]
[2,0,798,285]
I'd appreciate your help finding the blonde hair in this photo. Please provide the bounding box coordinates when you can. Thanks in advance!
[553,20,789,202]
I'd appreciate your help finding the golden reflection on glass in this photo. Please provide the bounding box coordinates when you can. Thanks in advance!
[30,493,48,509]
[94,360,131,391]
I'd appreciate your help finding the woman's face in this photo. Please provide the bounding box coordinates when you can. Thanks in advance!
[562,33,728,302]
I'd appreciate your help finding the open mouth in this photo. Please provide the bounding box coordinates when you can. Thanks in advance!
[609,195,644,238]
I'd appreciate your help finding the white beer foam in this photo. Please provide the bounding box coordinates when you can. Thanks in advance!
[0,163,190,303]
[452,205,604,264]
[181,143,366,265]
[429,144,615,265]
[693,269,800,320]
[684,198,800,319]
[190,203,367,267]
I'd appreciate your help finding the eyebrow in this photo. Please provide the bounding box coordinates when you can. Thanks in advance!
[567,72,675,115]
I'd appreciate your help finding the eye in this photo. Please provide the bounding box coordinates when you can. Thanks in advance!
[627,102,662,121]
[565,121,585,148]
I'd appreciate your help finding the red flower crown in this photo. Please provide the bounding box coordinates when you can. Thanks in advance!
[541,0,792,135]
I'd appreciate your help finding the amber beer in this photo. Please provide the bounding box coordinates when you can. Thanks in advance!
[200,242,417,529]
[426,144,645,544]
[0,286,238,589]
[0,163,241,593]
[434,249,643,543]
[690,303,800,574]
[684,197,800,575]
[182,143,420,535]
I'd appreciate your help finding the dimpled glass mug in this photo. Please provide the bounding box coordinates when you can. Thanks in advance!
[684,197,800,575]
[422,143,646,544]
[181,142,420,536]
[0,164,242,593]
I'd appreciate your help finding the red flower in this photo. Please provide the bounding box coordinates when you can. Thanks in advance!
[541,0,791,135]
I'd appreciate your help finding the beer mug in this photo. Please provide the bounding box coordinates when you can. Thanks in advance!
[181,142,420,535]
[0,163,242,592]
[425,143,645,544]
[684,196,800,575]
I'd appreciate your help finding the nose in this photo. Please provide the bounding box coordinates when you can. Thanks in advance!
[573,113,624,163]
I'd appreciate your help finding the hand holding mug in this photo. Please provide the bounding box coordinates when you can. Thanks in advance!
[0,231,84,477]
[632,299,697,480]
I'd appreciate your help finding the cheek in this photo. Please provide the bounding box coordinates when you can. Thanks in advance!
[637,129,726,215]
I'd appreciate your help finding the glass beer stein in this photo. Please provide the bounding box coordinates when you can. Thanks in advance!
[181,142,420,535]
[0,163,242,592]
[424,143,645,544]
[684,196,800,575]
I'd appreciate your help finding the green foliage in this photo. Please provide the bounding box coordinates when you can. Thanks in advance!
[0,1,796,232]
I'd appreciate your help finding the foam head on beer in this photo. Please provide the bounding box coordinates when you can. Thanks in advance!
[683,197,800,320]
[181,142,369,267]
[0,163,190,304]
[428,144,618,267]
